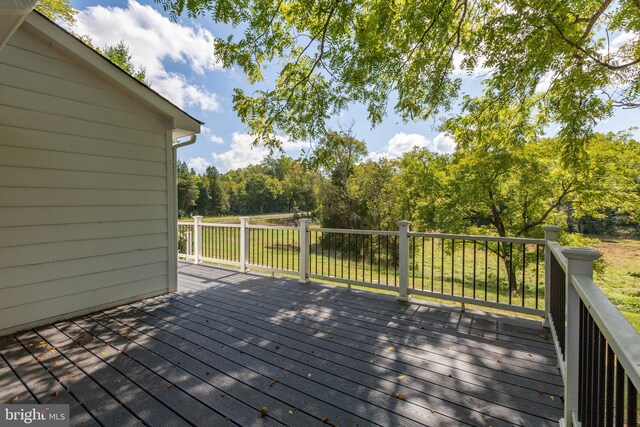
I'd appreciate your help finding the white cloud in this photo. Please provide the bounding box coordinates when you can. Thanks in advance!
[200,127,224,144]
[210,133,312,172]
[209,134,224,144]
[433,132,456,154]
[387,132,430,155]
[188,157,210,173]
[211,133,270,172]
[369,132,455,160]
[74,0,221,112]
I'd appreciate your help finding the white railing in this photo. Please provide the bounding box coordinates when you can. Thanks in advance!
[178,218,547,316]
[543,226,639,427]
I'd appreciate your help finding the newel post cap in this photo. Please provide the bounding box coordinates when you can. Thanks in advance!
[561,246,602,262]
[542,225,562,240]
[397,220,412,227]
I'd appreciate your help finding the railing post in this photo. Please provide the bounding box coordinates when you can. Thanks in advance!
[397,220,411,302]
[542,225,562,327]
[561,246,602,427]
[298,219,311,284]
[240,216,250,272]
[192,215,203,264]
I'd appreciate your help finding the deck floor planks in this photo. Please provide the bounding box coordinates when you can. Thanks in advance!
[13,329,141,427]
[135,296,516,426]
[0,340,37,404]
[67,315,286,427]
[178,262,547,340]
[105,303,380,427]
[52,321,235,427]
[85,312,331,427]
[0,335,99,426]
[114,301,436,427]
[36,324,191,426]
[166,286,563,416]
[178,279,563,390]
[0,263,564,427]
[178,266,557,356]
[179,277,559,374]
[140,292,558,426]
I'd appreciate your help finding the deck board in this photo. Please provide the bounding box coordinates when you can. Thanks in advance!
[0,263,563,426]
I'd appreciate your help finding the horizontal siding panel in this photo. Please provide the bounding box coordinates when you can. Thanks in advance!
[0,206,167,227]
[0,187,167,207]
[0,145,166,177]
[0,166,166,192]
[0,220,167,248]
[0,63,162,120]
[0,247,168,288]
[0,125,166,163]
[0,104,165,148]
[0,84,166,135]
[2,42,116,93]
[0,262,168,309]
[0,233,168,268]
[0,275,168,332]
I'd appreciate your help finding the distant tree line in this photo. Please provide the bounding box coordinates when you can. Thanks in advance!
[177,157,319,217]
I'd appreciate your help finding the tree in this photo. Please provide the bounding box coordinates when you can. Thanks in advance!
[310,130,368,228]
[399,123,640,290]
[159,0,640,150]
[100,42,149,85]
[36,0,77,25]
[177,161,200,216]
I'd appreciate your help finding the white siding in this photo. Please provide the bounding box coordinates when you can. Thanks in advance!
[0,23,173,334]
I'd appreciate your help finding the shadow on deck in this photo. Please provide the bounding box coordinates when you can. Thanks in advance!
[0,263,563,426]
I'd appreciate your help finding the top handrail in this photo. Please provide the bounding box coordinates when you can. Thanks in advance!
[408,231,545,245]
[571,273,640,390]
[313,227,399,236]
[547,241,568,271]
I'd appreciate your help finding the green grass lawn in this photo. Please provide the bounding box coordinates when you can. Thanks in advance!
[592,237,640,332]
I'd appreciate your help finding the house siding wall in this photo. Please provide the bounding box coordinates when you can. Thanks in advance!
[0,23,172,334]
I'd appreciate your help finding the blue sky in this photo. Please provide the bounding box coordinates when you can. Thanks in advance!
[70,0,639,173]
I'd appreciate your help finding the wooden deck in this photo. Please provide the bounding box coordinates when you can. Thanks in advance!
[0,263,563,426]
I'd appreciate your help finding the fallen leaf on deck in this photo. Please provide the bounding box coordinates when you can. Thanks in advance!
[167,383,175,388]
[50,349,57,353]
[307,373,312,379]
[396,375,406,380]
[260,407,268,417]
[537,333,549,340]
[387,346,395,351]
[50,391,59,397]
[321,417,329,423]
[550,396,555,401]
[288,410,293,415]
[100,352,107,356]
[395,393,407,400]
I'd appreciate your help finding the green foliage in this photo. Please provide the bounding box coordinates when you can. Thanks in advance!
[99,41,150,85]
[177,157,319,217]
[177,160,200,216]
[35,0,77,25]
[159,0,640,151]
